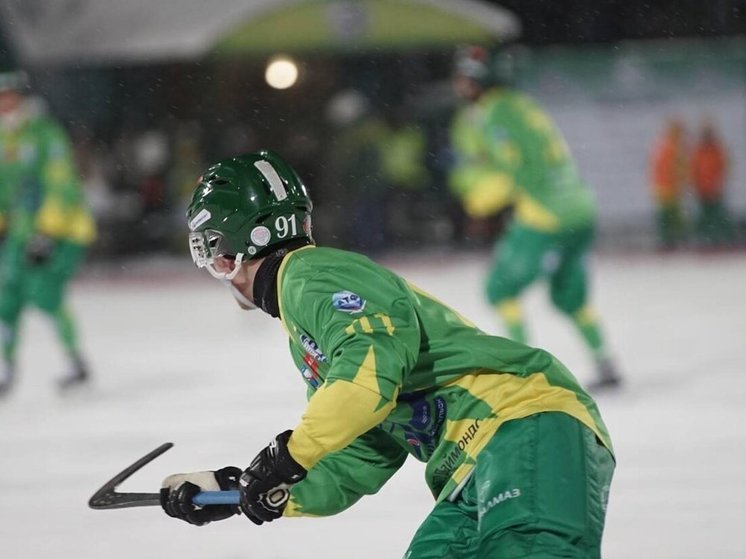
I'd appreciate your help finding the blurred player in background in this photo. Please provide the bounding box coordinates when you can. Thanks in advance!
[0,70,96,397]
[159,150,615,557]
[448,45,621,391]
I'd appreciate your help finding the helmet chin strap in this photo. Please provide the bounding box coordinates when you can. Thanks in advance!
[205,253,244,280]
[205,252,256,310]
[222,279,257,311]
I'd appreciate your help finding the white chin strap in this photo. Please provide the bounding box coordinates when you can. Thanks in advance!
[206,253,244,281]
[202,252,256,311]
[223,280,257,311]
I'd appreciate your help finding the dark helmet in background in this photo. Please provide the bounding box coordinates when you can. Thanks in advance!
[454,44,518,89]
[0,70,28,93]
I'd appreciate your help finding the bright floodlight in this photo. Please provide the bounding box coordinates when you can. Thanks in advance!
[265,56,299,90]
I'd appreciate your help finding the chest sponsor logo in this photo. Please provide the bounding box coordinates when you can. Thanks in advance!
[300,335,326,362]
[382,396,447,460]
[332,291,366,313]
[434,418,482,479]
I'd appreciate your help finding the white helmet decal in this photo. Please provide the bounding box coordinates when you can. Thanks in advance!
[254,160,287,201]
[188,208,211,231]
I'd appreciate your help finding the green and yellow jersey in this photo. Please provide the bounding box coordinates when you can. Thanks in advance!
[277,246,611,517]
[0,113,96,246]
[449,88,595,232]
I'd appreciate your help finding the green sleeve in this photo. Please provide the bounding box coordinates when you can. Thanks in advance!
[282,253,421,469]
[285,427,408,517]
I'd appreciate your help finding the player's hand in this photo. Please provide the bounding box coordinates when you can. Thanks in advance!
[25,234,55,265]
[160,467,241,526]
[238,430,307,525]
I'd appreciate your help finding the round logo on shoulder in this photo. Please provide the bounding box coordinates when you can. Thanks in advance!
[250,226,272,247]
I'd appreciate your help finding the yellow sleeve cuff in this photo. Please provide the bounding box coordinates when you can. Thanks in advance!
[462,174,514,218]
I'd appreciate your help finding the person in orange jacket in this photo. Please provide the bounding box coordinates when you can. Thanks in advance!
[650,118,688,249]
[691,118,734,247]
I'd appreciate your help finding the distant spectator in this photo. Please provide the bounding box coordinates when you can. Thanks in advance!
[650,117,688,250]
[132,127,170,212]
[690,117,734,247]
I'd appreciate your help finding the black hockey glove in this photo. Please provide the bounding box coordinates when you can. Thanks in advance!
[160,466,241,526]
[25,234,55,265]
[238,430,307,525]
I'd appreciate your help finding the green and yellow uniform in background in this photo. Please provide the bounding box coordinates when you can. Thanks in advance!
[277,246,614,557]
[0,109,96,370]
[449,88,608,362]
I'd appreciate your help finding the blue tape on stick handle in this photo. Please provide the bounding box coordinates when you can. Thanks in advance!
[193,490,241,506]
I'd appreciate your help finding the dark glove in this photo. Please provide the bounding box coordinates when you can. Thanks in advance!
[160,466,241,526]
[25,234,55,265]
[239,430,307,525]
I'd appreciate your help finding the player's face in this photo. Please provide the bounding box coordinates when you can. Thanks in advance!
[453,75,481,102]
[0,90,22,115]
[212,255,236,277]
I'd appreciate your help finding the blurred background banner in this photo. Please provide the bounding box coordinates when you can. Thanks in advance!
[0,0,520,65]
[0,0,743,257]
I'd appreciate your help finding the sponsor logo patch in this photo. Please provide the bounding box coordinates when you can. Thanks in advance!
[478,488,522,519]
[300,354,322,388]
[332,291,366,313]
[300,335,327,362]
[250,225,271,247]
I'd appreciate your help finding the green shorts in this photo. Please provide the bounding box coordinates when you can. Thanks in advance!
[404,412,615,559]
[486,222,595,314]
[0,239,85,317]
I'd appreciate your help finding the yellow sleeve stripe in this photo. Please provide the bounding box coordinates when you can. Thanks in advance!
[287,347,397,470]
[448,371,612,451]
[353,346,378,393]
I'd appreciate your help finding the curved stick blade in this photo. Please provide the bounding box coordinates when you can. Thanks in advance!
[88,442,174,510]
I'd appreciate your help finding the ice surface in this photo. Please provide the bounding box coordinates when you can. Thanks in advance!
[1,250,745,558]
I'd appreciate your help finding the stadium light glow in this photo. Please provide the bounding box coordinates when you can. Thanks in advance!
[265,56,299,90]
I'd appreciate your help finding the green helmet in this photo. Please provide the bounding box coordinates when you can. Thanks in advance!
[187,150,313,279]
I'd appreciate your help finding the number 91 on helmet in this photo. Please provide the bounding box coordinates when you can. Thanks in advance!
[186,150,313,280]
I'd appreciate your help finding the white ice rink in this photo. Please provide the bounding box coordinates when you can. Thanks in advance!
[1,249,745,558]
